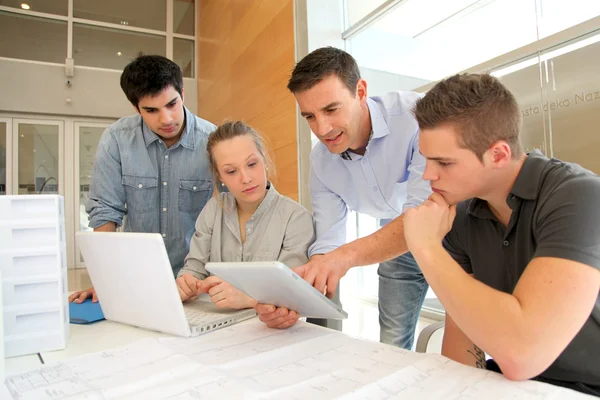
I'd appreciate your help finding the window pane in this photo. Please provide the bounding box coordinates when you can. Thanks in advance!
[73,23,166,70]
[349,0,539,83]
[345,0,387,27]
[174,0,194,36]
[0,0,67,16]
[79,126,104,232]
[0,122,6,195]
[73,0,166,31]
[0,11,67,63]
[18,124,59,195]
[174,38,194,78]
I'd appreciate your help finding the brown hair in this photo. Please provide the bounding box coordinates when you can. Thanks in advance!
[414,73,523,161]
[206,121,276,194]
[287,46,361,94]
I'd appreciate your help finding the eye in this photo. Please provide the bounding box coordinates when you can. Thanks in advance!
[225,170,235,175]
[167,102,176,108]
[437,161,451,167]
[146,109,157,113]
[304,115,314,121]
[325,108,338,114]
[248,162,256,168]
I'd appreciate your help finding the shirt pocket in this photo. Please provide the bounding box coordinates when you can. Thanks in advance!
[178,179,212,214]
[252,250,277,261]
[122,175,159,214]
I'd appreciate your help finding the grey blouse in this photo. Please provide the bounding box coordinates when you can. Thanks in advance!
[178,184,315,280]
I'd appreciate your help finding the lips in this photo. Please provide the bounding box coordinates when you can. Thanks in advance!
[161,125,177,134]
[325,132,343,144]
[243,186,258,194]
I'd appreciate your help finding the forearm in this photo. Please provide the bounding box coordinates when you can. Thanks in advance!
[94,222,116,232]
[441,313,486,370]
[335,214,409,268]
[413,245,529,373]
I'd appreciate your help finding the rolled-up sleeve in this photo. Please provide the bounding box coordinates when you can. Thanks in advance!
[278,207,315,268]
[86,128,127,228]
[307,165,348,257]
[402,129,432,213]
[178,197,217,280]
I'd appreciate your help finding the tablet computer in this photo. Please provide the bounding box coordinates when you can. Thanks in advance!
[205,261,348,319]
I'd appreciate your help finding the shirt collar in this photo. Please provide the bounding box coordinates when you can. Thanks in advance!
[467,150,548,219]
[141,106,196,150]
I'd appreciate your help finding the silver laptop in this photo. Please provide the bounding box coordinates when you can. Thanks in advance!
[76,232,256,337]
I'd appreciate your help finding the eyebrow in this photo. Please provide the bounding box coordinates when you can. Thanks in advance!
[419,151,454,161]
[140,96,178,111]
[221,154,259,168]
[300,102,342,117]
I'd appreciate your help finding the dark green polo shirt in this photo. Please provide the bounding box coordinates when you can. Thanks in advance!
[443,150,600,386]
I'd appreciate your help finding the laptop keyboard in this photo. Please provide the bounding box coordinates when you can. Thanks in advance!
[184,308,231,327]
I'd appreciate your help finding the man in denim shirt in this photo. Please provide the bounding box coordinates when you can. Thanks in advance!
[70,55,215,303]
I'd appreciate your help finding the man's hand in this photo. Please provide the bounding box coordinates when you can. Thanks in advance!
[256,303,299,329]
[69,287,98,303]
[293,254,350,298]
[200,276,257,309]
[404,193,457,253]
[175,273,203,302]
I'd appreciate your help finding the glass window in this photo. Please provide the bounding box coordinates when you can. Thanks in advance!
[73,0,167,31]
[0,11,67,63]
[73,23,166,70]
[497,33,600,174]
[345,0,388,27]
[0,0,68,16]
[0,122,6,195]
[174,37,194,78]
[17,123,59,194]
[174,0,194,36]
[78,126,104,233]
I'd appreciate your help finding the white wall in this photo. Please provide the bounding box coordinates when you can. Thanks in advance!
[0,59,198,119]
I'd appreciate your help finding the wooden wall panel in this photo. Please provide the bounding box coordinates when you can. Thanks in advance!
[197,0,298,200]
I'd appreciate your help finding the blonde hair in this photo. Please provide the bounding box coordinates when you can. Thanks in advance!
[206,120,276,194]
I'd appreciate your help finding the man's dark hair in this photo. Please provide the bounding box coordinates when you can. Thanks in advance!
[120,55,183,109]
[287,47,361,94]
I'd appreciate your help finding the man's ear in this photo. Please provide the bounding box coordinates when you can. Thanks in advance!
[181,88,185,104]
[356,79,368,103]
[488,140,512,168]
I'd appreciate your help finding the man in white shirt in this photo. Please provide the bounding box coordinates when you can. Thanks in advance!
[258,47,431,349]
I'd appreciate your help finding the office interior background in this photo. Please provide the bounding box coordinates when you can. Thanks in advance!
[0,0,599,339]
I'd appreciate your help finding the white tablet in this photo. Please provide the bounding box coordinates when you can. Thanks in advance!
[205,261,348,319]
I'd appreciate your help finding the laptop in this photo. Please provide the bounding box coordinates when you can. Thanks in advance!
[206,261,348,319]
[76,232,256,337]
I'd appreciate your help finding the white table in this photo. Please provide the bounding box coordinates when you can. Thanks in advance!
[4,319,594,399]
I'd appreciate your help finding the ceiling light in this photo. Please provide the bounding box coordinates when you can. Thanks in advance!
[20,3,30,10]
[117,51,122,56]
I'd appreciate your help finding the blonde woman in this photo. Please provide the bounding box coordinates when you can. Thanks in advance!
[176,121,315,313]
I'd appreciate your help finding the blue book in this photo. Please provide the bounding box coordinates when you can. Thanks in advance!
[69,298,105,324]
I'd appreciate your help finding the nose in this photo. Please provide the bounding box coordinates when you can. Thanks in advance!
[313,116,333,137]
[159,108,172,125]
[240,168,252,184]
[423,161,438,182]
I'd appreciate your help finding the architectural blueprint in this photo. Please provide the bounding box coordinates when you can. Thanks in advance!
[4,319,593,399]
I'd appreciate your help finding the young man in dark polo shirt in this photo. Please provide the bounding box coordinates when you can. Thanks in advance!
[403,73,600,396]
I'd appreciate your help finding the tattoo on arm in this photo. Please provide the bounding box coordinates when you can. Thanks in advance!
[466,345,487,369]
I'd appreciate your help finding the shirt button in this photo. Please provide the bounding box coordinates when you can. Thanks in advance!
[162,233,167,238]
[163,181,168,186]
[192,186,197,191]
[373,186,378,192]
[164,154,169,159]
[138,184,143,189]
[162,207,167,212]
[503,240,510,246]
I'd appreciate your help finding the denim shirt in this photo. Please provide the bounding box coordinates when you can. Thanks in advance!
[86,107,216,275]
